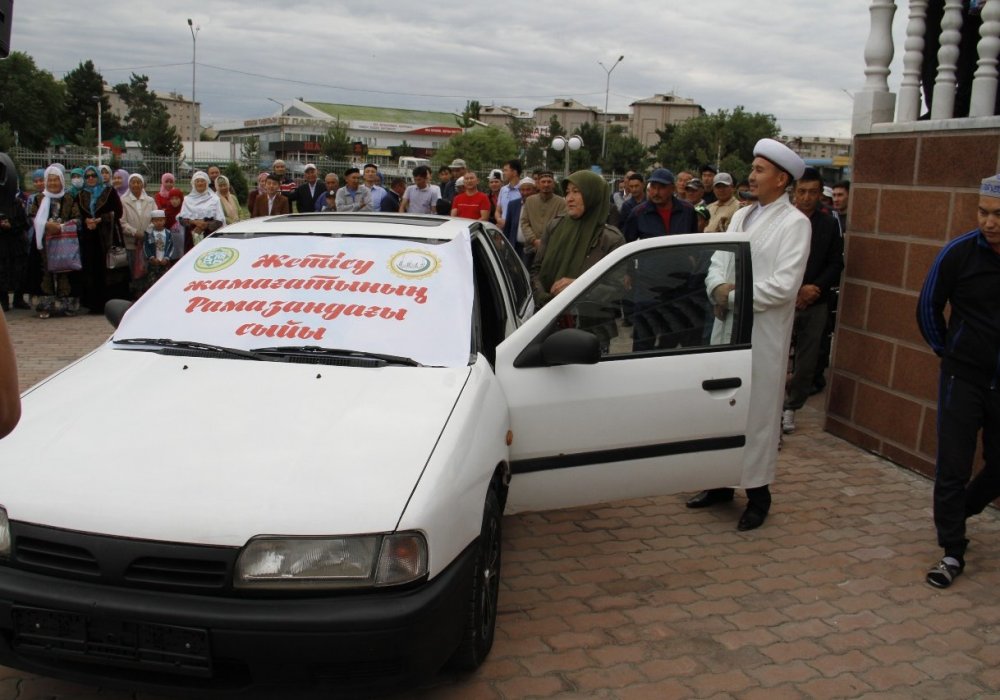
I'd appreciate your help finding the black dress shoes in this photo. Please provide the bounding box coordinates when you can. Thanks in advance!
[686,488,735,508]
[737,504,769,531]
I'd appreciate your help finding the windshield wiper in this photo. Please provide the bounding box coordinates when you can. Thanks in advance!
[251,345,422,366]
[113,338,274,361]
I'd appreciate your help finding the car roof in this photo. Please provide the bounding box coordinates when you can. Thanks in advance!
[217,213,472,241]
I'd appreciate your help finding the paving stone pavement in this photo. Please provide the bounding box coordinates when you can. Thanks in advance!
[3,308,1000,699]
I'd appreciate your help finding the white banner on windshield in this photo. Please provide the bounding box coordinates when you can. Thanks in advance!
[114,230,475,367]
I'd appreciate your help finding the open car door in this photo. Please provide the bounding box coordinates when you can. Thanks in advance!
[496,233,754,513]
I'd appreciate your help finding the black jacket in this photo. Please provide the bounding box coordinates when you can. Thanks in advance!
[802,208,844,304]
[291,181,322,213]
[380,189,401,213]
[622,197,698,242]
[917,229,1000,387]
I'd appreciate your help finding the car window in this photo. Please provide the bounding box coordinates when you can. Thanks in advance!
[481,227,531,315]
[559,242,745,357]
[471,237,508,366]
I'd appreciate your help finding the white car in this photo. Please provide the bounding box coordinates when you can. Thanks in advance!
[0,213,754,695]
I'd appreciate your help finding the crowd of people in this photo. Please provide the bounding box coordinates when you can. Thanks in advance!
[0,162,253,318]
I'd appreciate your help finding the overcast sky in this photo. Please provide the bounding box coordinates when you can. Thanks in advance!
[14,0,908,138]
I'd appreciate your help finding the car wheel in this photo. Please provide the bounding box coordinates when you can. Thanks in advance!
[449,488,501,671]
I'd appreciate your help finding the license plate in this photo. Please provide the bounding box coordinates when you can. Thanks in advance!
[12,606,212,677]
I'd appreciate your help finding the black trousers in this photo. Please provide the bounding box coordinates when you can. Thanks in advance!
[933,372,1000,558]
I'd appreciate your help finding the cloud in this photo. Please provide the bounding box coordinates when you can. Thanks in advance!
[15,0,904,138]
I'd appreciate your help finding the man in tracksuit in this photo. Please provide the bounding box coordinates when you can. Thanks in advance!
[917,172,1000,589]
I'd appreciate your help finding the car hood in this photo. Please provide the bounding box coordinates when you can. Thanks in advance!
[0,346,470,546]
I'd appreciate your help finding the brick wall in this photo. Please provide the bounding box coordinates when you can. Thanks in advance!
[825,128,1000,478]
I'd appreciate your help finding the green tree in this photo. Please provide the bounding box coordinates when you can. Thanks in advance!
[543,115,568,168]
[319,118,351,160]
[112,73,181,156]
[62,60,120,145]
[0,124,14,151]
[240,136,261,169]
[141,109,183,157]
[222,162,249,203]
[434,127,518,173]
[560,123,600,170]
[654,107,779,178]
[601,125,652,173]
[0,52,65,149]
[455,100,481,130]
[390,140,414,159]
[508,117,532,159]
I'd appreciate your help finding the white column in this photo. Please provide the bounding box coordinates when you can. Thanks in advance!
[931,0,966,119]
[897,0,929,122]
[970,0,1000,117]
[853,0,899,134]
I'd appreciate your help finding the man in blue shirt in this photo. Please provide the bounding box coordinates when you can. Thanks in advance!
[622,169,698,351]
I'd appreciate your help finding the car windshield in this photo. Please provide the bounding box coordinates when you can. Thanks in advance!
[113,231,475,368]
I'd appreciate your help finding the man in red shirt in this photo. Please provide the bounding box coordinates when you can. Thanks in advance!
[450,171,491,220]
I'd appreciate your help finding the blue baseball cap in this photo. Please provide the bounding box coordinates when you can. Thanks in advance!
[647,168,675,186]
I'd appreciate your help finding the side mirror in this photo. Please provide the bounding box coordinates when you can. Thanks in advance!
[540,328,600,366]
[104,299,133,329]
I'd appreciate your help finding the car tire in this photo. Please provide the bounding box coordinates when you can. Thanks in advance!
[448,488,501,671]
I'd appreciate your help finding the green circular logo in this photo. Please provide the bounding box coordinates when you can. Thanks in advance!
[388,249,441,279]
[194,247,240,273]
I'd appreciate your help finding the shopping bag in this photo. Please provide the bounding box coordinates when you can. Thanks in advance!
[45,221,82,273]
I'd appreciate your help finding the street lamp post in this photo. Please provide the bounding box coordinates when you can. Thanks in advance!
[187,18,199,169]
[93,96,102,168]
[266,98,285,160]
[599,55,624,161]
[550,136,584,180]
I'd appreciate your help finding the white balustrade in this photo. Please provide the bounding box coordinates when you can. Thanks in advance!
[897,0,929,122]
[970,0,1000,117]
[856,0,1000,132]
[931,0,966,119]
[853,0,899,134]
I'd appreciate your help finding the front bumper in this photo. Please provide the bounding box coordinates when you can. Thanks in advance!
[0,542,476,696]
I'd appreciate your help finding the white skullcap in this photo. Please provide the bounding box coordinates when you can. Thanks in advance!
[980,173,1000,198]
[753,138,806,180]
[151,209,166,218]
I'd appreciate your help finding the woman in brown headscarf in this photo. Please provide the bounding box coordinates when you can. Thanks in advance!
[530,170,624,308]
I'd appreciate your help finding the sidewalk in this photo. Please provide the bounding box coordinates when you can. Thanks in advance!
[3,309,1000,699]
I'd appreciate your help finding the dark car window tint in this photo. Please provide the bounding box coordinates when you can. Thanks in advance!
[562,242,743,357]
[482,228,530,314]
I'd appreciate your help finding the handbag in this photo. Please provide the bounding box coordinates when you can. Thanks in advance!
[106,222,128,270]
[45,220,82,273]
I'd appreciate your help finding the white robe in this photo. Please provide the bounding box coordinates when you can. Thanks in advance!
[706,195,810,488]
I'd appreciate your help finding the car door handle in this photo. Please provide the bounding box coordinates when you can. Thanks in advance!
[702,377,742,391]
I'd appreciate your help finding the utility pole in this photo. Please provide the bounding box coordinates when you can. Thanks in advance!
[187,18,200,168]
[94,96,102,168]
[599,55,624,161]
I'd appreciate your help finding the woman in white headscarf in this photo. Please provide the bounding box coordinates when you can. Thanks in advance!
[27,165,82,318]
[120,173,155,296]
[177,171,226,252]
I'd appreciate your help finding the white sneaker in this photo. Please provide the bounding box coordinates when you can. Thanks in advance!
[781,409,796,434]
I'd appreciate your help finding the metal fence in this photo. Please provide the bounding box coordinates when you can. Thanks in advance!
[10,148,626,193]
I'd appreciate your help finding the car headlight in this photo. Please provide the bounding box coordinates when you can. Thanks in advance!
[234,532,427,590]
[0,508,9,558]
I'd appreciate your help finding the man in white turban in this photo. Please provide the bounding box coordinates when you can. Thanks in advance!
[687,139,811,531]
